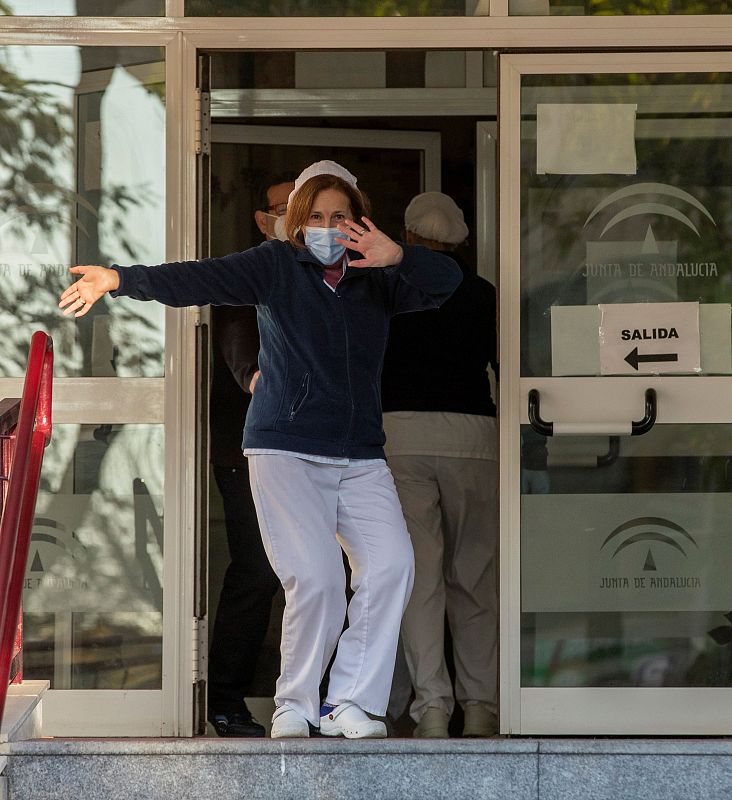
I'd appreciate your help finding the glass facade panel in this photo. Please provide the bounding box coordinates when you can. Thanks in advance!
[0,45,166,378]
[511,0,731,14]
[1,1,165,15]
[187,0,486,16]
[23,423,164,690]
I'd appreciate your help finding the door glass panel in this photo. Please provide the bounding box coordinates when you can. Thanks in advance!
[511,1,732,14]
[188,0,487,16]
[1,1,165,15]
[521,72,732,379]
[520,71,732,690]
[23,423,164,690]
[0,45,166,378]
[522,423,732,688]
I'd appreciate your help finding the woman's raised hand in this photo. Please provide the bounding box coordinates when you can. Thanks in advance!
[335,217,403,269]
[58,265,120,317]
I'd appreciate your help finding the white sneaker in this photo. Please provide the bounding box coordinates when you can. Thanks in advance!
[270,704,310,738]
[319,702,387,739]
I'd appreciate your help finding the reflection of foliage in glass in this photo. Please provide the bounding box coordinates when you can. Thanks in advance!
[27,422,165,690]
[1,0,166,14]
[110,300,168,378]
[586,0,732,13]
[0,48,165,378]
[186,0,464,14]
[0,58,72,239]
[0,46,79,377]
[523,72,732,88]
[33,425,165,614]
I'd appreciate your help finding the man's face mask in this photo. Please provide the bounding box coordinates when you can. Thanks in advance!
[263,212,288,241]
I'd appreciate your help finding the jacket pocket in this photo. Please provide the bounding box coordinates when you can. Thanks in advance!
[287,372,311,422]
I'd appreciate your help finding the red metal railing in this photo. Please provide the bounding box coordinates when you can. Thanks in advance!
[0,332,53,726]
[0,398,22,689]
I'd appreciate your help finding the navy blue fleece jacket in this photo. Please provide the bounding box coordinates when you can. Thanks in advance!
[111,239,462,459]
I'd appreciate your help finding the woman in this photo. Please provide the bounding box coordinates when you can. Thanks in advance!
[59,161,462,739]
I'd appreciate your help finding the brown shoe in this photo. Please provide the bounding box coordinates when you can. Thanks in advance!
[413,707,450,738]
[462,703,498,737]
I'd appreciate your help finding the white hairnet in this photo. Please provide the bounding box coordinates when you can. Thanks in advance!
[288,160,359,205]
[404,191,469,246]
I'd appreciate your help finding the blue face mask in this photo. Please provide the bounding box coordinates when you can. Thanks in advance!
[304,226,347,265]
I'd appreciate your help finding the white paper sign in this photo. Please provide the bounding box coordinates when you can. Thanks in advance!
[537,103,637,175]
[598,301,700,375]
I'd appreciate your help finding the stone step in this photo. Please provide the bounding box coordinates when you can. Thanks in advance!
[0,681,48,744]
[0,680,49,800]
[3,737,732,800]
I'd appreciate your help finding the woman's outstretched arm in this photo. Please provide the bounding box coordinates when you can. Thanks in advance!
[58,241,281,317]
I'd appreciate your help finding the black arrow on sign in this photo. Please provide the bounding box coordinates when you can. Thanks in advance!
[624,347,679,371]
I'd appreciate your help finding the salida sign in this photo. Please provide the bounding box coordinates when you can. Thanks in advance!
[621,326,678,341]
[621,326,681,370]
[599,301,700,375]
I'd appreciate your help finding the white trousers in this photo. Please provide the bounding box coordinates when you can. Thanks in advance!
[388,454,498,722]
[248,454,415,726]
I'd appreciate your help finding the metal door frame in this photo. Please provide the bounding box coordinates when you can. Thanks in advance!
[1,11,730,737]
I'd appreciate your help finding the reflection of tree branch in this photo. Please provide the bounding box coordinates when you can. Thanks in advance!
[16,80,77,90]
[132,478,163,613]
[97,182,159,261]
[0,59,72,239]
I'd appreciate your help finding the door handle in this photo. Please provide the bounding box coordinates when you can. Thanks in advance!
[528,388,657,437]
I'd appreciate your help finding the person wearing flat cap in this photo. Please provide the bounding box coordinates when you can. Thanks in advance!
[58,161,462,740]
[382,191,499,739]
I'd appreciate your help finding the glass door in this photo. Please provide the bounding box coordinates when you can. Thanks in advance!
[500,52,732,735]
[0,41,192,736]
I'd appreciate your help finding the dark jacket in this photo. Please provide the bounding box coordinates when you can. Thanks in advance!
[112,239,461,460]
[209,305,259,468]
[381,252,497,417]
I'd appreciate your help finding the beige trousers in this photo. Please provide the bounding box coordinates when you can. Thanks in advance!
[389,454,498,722]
